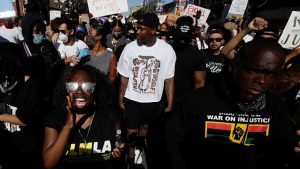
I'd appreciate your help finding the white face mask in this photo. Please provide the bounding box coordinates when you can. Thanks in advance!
[59,32,68,43]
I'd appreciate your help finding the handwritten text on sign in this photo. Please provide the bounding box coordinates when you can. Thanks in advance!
[278,11,300,49]
[87,0,128,17]
[183,4,210,24]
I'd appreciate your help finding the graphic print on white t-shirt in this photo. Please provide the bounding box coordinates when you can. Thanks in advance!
[132,55,160,94]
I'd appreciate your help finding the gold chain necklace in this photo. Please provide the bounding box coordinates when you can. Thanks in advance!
[77,116,94,151]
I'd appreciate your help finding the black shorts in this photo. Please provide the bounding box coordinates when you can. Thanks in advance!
[124,98,162,129]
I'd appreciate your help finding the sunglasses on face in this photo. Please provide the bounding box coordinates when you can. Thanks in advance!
[65,82,96,93]
[208,38,223,43]
[57,30,68,34]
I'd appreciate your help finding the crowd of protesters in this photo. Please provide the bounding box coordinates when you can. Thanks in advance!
[0,6,300,169]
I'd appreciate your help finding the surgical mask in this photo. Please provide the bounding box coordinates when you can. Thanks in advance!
[0,76,18,93]
[59,32,68,43]
[32,34,44,44]
[112,32,122,40]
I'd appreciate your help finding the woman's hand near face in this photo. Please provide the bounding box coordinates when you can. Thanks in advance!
[65,95,86,128]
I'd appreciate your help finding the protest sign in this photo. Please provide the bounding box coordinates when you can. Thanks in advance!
[183,4,210,24]
[225,0,248,25]
[278,11,300,49]
[50,10,61,21]
[87,0,128,17]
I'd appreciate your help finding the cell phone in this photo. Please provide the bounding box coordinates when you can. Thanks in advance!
[78,48,90,60]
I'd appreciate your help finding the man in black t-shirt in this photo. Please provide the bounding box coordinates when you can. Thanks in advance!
[171,16,206,105]
[165,39,300,169]
[200,28,227,84]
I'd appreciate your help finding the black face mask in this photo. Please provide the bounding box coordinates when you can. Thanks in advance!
[86,36,96,49]
[173,37,190,50]
[112,32,123,40]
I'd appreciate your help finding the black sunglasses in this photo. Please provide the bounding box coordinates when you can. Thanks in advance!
[208,38,223,43]
[56,30,68,34]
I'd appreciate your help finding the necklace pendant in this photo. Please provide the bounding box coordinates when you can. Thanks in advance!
[84,141,87,152]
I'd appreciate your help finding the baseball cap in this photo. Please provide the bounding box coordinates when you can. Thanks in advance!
[174,16,194,38]
[175,22,193,38]
[137,13,160,29]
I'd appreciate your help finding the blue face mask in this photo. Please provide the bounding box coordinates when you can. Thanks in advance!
[33,34,44,44]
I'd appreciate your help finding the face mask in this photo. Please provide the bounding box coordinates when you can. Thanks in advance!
[86,36,96,48]
[32,34,44,44]
[112,32,122,40]
[59,32,68,43]
[0,76,18,93]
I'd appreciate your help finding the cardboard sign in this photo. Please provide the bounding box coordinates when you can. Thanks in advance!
[87,0,128,17]
[278,11,300,49]
[183,4,210,24]
[0,0,15,19]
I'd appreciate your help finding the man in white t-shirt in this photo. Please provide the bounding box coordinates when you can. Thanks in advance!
[55,18,88,66]
[0,18,24,44]
[117,13,176,168]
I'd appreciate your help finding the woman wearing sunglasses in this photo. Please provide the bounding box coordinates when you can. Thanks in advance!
[42,64,124,169]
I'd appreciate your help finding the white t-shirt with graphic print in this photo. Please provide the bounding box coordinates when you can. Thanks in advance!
[117,38,176,103]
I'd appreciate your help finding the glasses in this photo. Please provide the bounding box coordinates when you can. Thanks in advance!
[57,30,68,34]
[207,38,223,43]
[65,82,96,93]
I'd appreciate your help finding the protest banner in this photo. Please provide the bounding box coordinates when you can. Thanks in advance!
[278,11,300,49]
[87,0,128,17]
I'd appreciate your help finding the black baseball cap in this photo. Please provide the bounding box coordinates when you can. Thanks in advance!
[138,13,160,29]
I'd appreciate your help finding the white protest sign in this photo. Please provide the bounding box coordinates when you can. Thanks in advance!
[87,0,128,17]
[225,0,248,25]
[278,11,300,49]
[50,10,61,21]
[0,0,15,19]
[228,0,248,15]
[183,4,210,24]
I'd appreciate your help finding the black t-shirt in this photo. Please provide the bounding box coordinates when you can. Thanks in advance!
[165,83,297,169]
[172,43,206,103]
[44,107,120,169]
[0,77,44,169]
[200,48,226,84]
